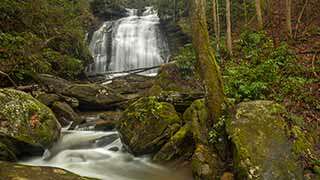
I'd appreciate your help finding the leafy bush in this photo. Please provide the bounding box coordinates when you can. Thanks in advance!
[223,31,317,108]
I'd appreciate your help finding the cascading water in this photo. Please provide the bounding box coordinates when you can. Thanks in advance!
[86,7,169,76]
[19,8,191,180]
[21,128,190,180]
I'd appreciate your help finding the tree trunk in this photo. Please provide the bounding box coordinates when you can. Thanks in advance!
[255,0,263,29]
[190,0,224,126]
[174,0,178,22]
[212,0,220,49]
[226,0,233,56]
[286,0,292,37]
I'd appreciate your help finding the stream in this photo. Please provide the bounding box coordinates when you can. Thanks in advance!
[21,128,191,180]
[20,7,190,180]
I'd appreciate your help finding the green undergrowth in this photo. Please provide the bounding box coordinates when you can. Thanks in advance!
[0,0,94,84]
[223,30,318,110]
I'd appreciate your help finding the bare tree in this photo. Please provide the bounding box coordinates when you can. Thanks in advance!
[255,0,263,29]
[286,0,292,37]
[226,0,233,55]
[212,0,220,49]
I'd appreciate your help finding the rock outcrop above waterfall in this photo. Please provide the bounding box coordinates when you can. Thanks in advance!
[0,89,61,161]
[226,101,303,179]
[0,161,94,180]
[117,96,181,155]
[52,101,83,126]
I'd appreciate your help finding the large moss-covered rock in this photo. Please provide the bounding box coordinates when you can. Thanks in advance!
[117,96,181,155]
[227,101,303,179]
[0,88,61,161]
[0,161,94,180]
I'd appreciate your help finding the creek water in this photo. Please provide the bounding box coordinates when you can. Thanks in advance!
[19,7,189,180]
[86,7,169,76]
[21,128,191,180]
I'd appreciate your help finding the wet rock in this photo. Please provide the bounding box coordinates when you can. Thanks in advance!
[0,161,94,180]
[36,74,71,93]
[36,74,127,110]
[36,93,60,106]
[52,101,83,126]
[0,88,61,161]
[117,96,181,155]
[62,84,126,110]
[226,101,304,179]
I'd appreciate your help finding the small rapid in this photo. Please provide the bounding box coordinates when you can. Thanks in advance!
[20,129,191,180]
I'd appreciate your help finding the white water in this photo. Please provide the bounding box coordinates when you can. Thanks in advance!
[86,7,169,76]
[21,129,190,180]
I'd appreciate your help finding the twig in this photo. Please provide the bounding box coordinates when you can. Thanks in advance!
[294,0,309,39]
[0,71,18,88]
[312,52,319,78]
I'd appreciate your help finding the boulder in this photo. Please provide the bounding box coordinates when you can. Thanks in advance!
[36,74,127,110]
[117,96,181,155]
[62,84,126,110]
[36,93,60,106]
[52,101,83,126]
[0,161,94,180]
[0,88,61,161]
[226,101,303,179]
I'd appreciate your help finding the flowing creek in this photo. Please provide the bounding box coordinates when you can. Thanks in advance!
[20,7,191,180]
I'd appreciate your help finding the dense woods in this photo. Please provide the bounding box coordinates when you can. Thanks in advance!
[0,0,319,179]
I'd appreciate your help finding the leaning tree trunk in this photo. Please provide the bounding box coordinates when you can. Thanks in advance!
[226,0,233,56]
[286,0,292,37]
[255,0,263,30]
[190,0,224,128]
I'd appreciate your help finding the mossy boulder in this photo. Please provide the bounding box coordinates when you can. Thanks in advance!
[226,101,303,179]
[117,96,181,155]
[0,161,94,180]
[0,88,61,161]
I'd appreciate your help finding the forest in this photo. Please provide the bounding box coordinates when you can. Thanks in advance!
[0,0,319,179]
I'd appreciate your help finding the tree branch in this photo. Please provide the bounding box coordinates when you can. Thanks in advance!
[0,71,18,88]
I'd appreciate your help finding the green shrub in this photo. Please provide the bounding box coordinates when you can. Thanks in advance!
[223,30,317,108]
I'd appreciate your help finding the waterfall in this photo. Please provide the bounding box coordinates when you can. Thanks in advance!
[86,7,169,76]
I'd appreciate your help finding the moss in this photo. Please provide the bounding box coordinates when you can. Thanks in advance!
[0,161,95,180]
[117,96,181,155]
[226,101,303,179]
[153,123,193,161]
[0,88,60,160]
